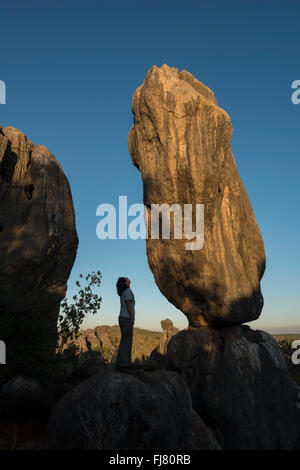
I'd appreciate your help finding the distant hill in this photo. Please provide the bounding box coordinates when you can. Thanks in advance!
[67,324,163,363]
[273,333,300,341]
[65,326,300,385]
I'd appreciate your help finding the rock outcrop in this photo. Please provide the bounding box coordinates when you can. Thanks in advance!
[150,318,179,362]
[70,353,106,383]
[0,125,78,369]
[128,65,266,327]
[0,375,69,420]
[166,325,300,449]
[47,369,220,450]
[67,324,162,363]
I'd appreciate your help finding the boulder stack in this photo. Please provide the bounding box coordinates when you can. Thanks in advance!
[128,64,265,328]
[128,66,299,449]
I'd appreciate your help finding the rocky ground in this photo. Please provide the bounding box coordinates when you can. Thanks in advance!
[0,325,299,450]
[68,325,300,386]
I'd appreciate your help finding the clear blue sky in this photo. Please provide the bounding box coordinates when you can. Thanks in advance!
[1,0,299,333]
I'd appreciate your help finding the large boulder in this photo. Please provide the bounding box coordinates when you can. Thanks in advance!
[0,126,78,370]
[128,64,265,327]
[166,325,300,449]
[0,375,70,420]
[47,369,220,450]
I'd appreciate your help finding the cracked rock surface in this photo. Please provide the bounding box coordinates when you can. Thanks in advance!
[166,325,300,449]
[128,64,266,327]
[0,125,78,359]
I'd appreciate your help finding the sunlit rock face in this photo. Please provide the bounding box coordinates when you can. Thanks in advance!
[128,64,266,327]
[0,125,78,356]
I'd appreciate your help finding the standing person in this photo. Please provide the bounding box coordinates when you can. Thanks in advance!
[115,277,135,371]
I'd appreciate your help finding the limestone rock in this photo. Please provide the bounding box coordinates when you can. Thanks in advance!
[150,318,179,362]
[70,353,106,383]
[160,319,179,354]
[68,325,160,364]
[166,325,300,449]
[47,369,220,450]
[0,375,69,420]
[0,125,78,366]
[94,325,118,351]
[190,409,221,450]
[128,65,266,327]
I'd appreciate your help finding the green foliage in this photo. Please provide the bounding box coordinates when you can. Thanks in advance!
[0,271,102,380]
[57,271,102,352]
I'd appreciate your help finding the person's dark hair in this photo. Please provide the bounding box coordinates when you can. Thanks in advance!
[116,277,128,297]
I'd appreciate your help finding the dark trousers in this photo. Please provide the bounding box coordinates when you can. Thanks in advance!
[116,316,133,367]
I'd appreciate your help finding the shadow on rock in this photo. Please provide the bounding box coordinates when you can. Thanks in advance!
[47,369,220,450]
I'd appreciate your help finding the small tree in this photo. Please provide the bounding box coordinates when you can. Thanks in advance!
[57,271,102,353]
